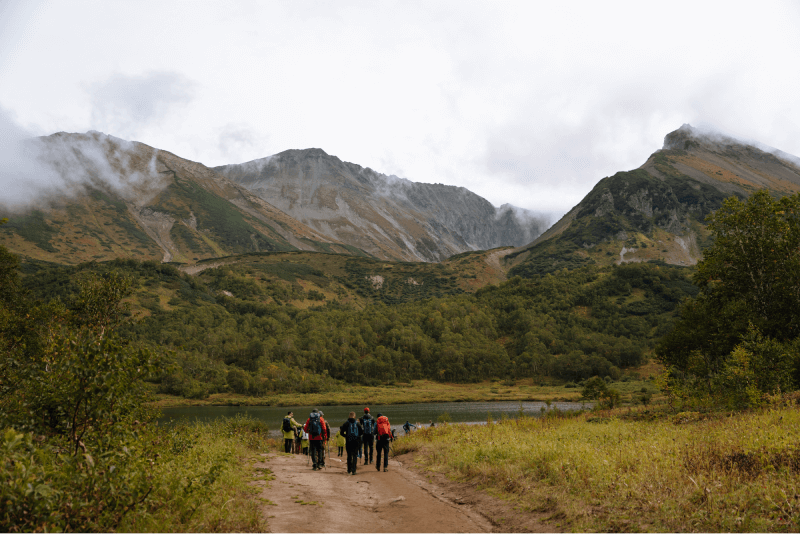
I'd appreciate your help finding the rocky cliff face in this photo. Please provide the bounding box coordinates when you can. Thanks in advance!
[506,124,800,277]
[0,132,352,264]
[214,149,548,262]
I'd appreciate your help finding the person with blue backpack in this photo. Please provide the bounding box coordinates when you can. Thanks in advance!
[359,407,376,465]
[303,409,329,470]
[339,411,363,475]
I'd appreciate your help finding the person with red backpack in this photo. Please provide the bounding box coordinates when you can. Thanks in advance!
[359,407,376,465]
[374,413,393,472]
[339,411,364,475]
[303,409,329,470]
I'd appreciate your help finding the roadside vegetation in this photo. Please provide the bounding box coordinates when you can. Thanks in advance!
[394,398,800,532]
[0,234,273,531]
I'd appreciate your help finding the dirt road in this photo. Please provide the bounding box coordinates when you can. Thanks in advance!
[253,450,493,533]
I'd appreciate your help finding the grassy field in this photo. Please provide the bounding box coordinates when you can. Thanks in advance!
[150,377,663,408]
[392,398,800,532]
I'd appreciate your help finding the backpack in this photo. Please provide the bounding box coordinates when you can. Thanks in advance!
[376,415,391,437]
[308,412,322,437]
[362,415,375,435]
[283,417,292,433]
[347,421,360,442]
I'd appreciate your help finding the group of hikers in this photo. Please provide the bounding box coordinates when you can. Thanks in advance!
[282,407,397,475]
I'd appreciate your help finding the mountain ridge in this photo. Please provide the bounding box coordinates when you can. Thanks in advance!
[213,148,549,262]
[507,124,800,277]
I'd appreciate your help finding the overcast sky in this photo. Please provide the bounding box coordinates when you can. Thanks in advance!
[1,1,799,219]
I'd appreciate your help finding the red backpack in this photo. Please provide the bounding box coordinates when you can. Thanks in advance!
[376,415,391,437]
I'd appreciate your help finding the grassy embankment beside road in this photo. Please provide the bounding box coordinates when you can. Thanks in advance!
[393,398,800,532]
[150,376,662,408]
[3,416,274,533]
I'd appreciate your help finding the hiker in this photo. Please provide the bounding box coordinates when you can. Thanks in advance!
[374,412,393,472]
[334,427,346,456]
[429,420,435,427]
[301,429,309,455]
[339,411,363,475]
[303,409,328,470]
[320,410,332,468]
[359,407,376,465]
[294,426,303,454]
[282,411,302,453]
[403,421,416,434]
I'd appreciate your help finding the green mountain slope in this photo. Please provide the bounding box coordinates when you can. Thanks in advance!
[0,132,360,265]
[507,124,800,277]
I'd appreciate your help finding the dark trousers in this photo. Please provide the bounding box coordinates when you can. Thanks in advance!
[310,440,324,468]
[346,442,360,474]
[375,437,390,469]
[362,434,374,463]
[284,438,293,453]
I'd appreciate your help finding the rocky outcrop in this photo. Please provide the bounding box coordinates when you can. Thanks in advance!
[214,149,549,262]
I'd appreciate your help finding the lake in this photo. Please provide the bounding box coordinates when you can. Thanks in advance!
[159,400,588,437]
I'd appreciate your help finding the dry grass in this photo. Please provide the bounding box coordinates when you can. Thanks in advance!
[396,404,800,532]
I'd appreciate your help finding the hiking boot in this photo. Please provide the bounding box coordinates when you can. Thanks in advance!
[383,467,388,472]
[376,465,381,471]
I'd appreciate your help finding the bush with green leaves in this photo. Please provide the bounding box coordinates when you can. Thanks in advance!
[657,190,800,408]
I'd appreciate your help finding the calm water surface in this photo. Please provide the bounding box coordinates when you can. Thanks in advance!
[160,401,588,437]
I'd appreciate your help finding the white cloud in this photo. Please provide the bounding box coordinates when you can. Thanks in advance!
[0,0,798,220]
[88,71,195,140]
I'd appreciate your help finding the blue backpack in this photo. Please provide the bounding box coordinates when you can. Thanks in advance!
[309,412,322,437]
[347,420,360,442]
[362,415,375,435]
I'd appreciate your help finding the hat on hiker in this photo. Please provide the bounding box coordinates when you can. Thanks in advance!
[312,408,318,413]
[377,413,382,417]
[364,407,370,412]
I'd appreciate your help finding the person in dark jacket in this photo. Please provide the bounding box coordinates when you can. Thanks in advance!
[303,409,329,470]
[359,407,375,465]
[339,411,363,475]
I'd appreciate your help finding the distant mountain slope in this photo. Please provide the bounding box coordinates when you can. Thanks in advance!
[214,149,548,262]
[0,132,360,264]
[507,124,800,277]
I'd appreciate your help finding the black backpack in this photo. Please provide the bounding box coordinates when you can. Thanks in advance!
[283,417,292,433]
[362,415,375,435]
[308,412,322,437]
[347,420,360,442]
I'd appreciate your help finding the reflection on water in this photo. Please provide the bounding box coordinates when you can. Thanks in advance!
[159,401,588,437]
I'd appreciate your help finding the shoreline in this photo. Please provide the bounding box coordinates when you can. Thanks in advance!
[148,378,658,408]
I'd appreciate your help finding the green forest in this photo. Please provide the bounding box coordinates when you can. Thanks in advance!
[17,254,694,398]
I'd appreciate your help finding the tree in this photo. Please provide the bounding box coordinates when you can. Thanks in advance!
[657,190,800,400]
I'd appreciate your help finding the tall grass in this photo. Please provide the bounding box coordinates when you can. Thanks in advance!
[2,415,272,532]
[396,405,800,532]
[121,415,272,532]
